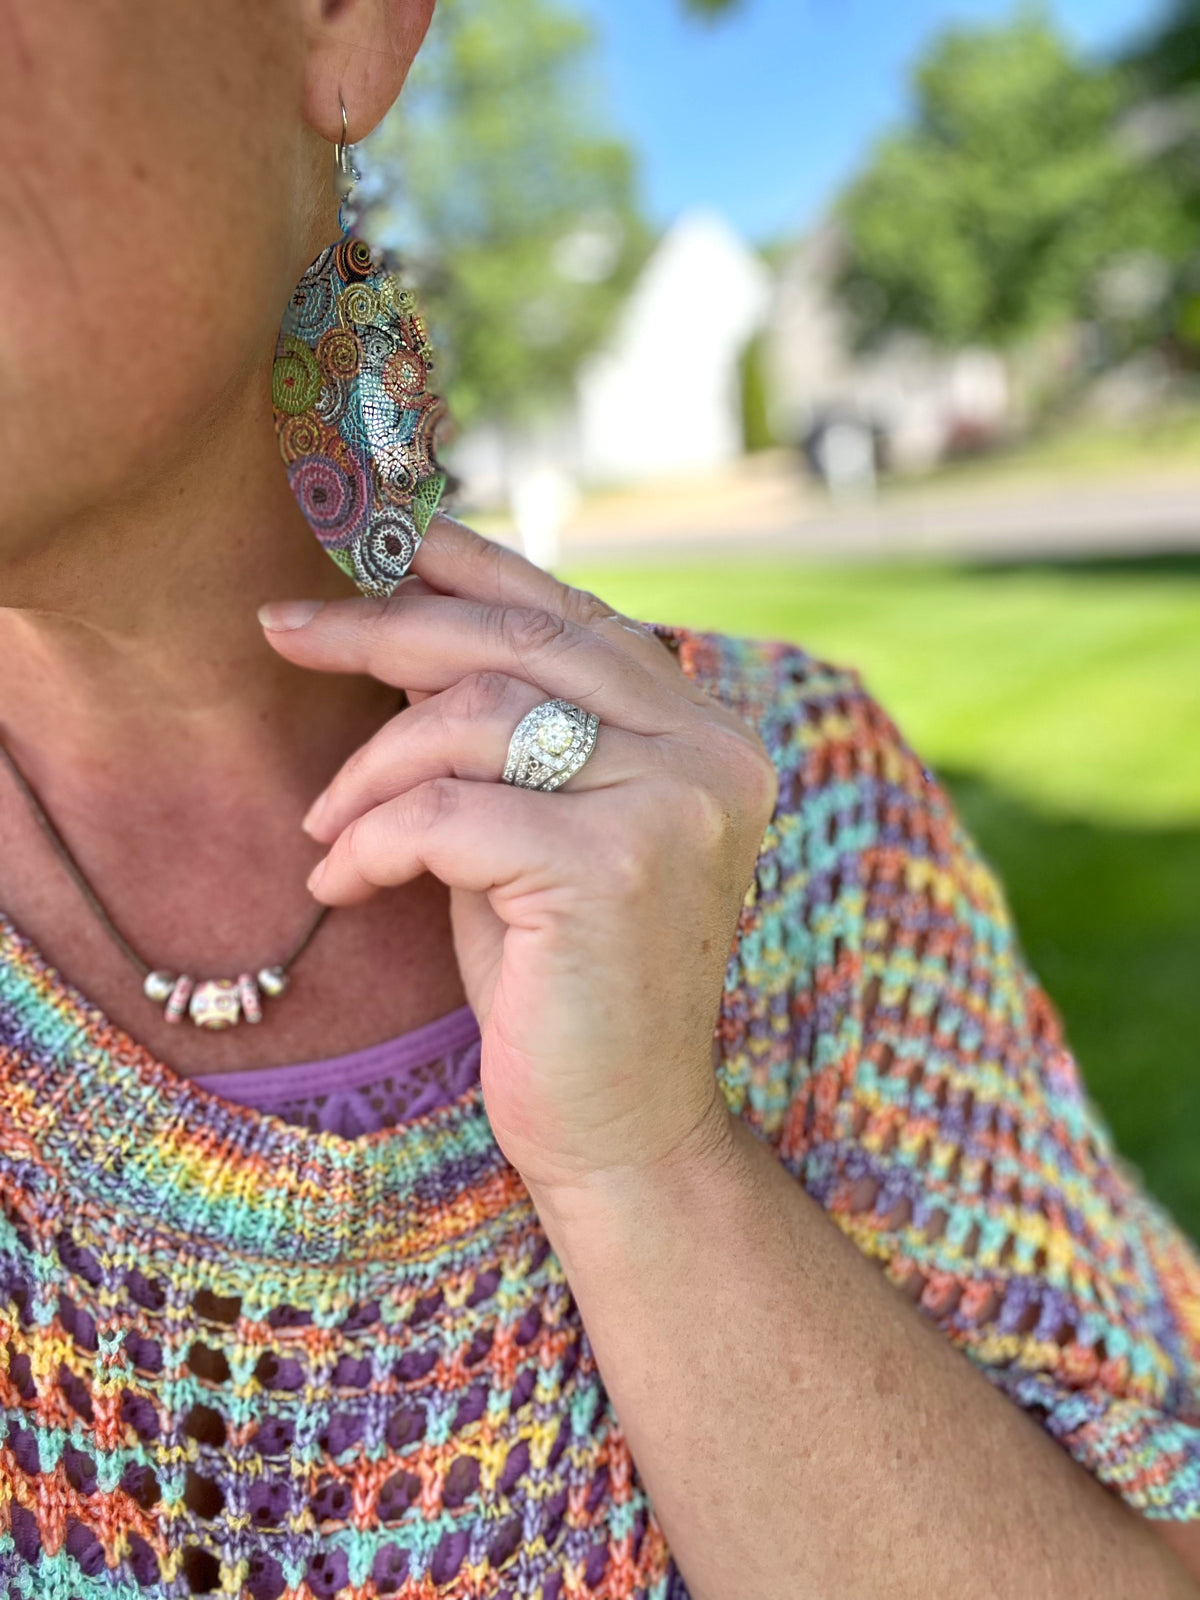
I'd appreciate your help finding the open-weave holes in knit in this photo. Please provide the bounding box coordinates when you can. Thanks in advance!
[2,626,1199,1600]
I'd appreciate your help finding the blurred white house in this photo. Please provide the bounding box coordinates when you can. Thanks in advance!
[575,209,771,482]
[447,208,772,525]
[447,209,1022,555]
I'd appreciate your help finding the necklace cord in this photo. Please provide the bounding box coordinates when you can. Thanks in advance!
[0,738,330,982]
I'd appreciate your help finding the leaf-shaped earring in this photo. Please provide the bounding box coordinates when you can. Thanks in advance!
[273,98,447,598]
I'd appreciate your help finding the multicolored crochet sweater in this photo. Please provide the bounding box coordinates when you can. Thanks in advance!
[2,628,1199,1600]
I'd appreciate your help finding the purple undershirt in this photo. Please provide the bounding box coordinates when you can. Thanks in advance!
[191,1003,482,1139]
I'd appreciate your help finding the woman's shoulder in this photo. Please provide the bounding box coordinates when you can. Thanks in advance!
[659,623,1200,1519]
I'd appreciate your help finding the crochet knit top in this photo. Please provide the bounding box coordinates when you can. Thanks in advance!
[2,626,1199,1600]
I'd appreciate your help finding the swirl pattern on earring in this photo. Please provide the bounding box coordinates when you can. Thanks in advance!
[502,700,600,792]
[273,95,447,599]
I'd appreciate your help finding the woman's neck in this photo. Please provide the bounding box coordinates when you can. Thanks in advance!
[0,360,390,820]
[0,361,467,1075]
[0,355,396,941]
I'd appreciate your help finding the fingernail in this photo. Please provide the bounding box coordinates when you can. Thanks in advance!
[258,599,324,631]
[306,857,327,892]
[301,794,327,837]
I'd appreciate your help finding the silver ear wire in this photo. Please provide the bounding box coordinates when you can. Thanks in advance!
[335,97,351,176]
[333,95,361,212]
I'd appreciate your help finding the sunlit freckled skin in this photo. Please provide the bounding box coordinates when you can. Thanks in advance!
[0,0,435,586]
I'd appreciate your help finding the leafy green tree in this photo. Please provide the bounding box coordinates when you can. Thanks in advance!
[1125,0,1200,95]
[836,12,1193,351]
[1119,0,1200,357]
[362,0,649,430]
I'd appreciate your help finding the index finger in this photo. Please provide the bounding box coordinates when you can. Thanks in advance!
[261,590,688,737]
[414,515,693,687]
[414,513,608,617]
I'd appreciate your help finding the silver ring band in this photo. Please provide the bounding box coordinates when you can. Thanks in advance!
[502,699,600,792]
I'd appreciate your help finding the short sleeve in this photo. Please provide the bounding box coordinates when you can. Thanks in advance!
[691,629,1200,1520]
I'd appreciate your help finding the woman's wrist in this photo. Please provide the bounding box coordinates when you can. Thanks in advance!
[520,1076,745,1266]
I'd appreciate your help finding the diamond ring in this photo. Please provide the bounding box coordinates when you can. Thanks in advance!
[502,699,600,792]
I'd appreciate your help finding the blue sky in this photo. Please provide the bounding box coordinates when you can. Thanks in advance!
[578,0,1168,242]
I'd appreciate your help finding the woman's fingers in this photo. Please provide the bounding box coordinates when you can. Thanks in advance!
[414,516,712,700]
[304,670,653,844]
[414,515,586,613]
[307,777,574,906]
[261,590,693,736]
[416,515,639,635]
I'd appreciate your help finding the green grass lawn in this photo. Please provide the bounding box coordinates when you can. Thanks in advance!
[566,552,1200,1238]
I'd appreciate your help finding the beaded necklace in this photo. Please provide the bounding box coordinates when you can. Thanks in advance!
[0,738,329,1030]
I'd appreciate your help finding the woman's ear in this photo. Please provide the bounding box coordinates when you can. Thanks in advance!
[299,0,436,146]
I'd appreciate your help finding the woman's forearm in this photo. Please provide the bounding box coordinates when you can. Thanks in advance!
[526,1095,1200,1600]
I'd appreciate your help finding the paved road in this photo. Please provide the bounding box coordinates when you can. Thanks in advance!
[557,475,1200,565]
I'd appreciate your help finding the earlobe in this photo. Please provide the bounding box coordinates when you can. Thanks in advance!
[299,0,436,147]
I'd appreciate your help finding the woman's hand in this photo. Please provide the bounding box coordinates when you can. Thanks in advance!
[259,516,777,1197]
[260,522,1200,1600]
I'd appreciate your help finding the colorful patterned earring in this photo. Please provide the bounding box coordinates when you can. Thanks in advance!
[272,99,447,597]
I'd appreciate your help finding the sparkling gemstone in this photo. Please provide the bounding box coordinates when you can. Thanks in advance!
[188,979,242,1030]
[535,712,575,757]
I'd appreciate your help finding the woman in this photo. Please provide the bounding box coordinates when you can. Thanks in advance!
[1,2,1198,1596]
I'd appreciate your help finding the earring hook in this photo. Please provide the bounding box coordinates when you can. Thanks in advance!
[335,97,351,176]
